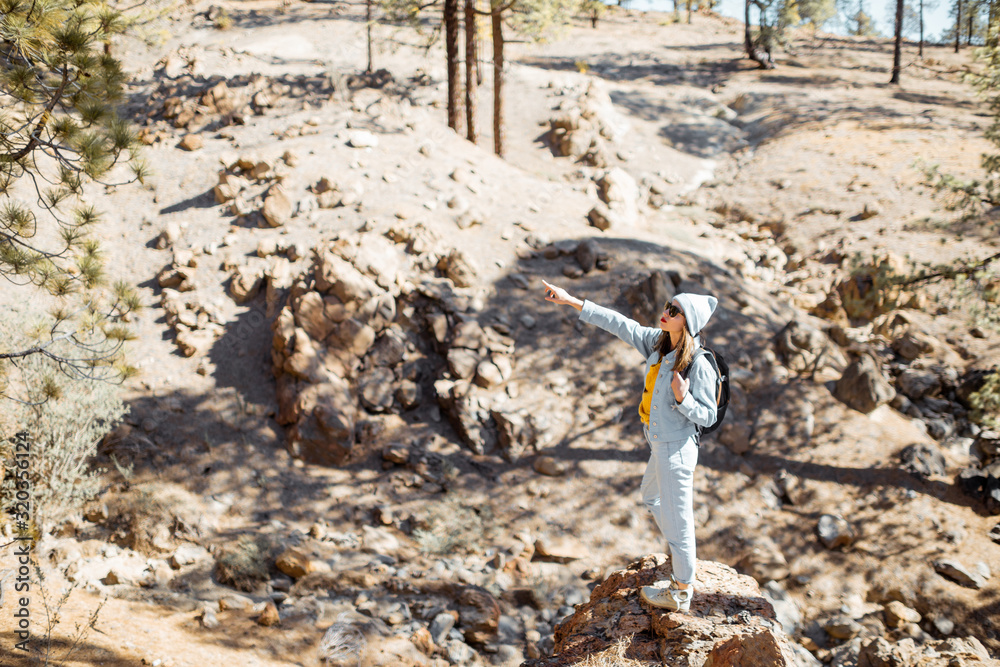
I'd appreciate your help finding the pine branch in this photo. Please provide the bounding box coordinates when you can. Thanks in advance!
[4,66,71,162]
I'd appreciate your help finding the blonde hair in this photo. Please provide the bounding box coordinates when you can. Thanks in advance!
[655,326,695,373]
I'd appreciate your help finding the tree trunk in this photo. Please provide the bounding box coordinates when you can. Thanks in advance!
[745,0,753,57]
[465,0,478,144]
[919,0,924,57]
[675,0,681,21]
[890,0,904,83]
[687,0,693,23]
[747,2,775,68]
[366,0,374,72]
[491,1,505,158]
[445,0,461,131]
[968,10,974,44]
[956,0,963,52]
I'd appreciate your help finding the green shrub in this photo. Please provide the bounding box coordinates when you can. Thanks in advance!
[838,253,907,321]
[968,371,1000,430]
[412,495,492,555]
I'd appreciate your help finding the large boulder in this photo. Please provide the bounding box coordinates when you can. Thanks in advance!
[520,554,801,666]
[834,354,895,414]
[775,319,847,375]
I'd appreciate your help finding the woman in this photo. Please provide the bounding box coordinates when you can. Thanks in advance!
[541,280,719,612]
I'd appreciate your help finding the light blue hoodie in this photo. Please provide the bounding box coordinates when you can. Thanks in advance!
[578,294,719,443]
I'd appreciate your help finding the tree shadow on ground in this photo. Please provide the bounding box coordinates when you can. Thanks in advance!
[517,53,748,90]
[892,90,979,109]
[158,188,217,215]
[0,636,137,667]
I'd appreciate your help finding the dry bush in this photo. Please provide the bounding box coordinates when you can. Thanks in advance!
[0,330,127,532]
[571,636,652,666]
[102,482,216,554]
[412,495,493,555]
[105,487,176,554]
[214,534,278,591]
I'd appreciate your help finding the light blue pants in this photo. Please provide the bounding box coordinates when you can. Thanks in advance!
[640,432,699,585]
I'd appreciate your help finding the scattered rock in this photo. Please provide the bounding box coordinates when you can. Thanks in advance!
[361,525,400,554]
[175,328,216,357]
[179,134,203,151]
[455,584,501,644]
[358,367,396,412]
[575,239,600,273]
[275,548,314,579]
[229,266,262,303]
[200,607,220,629]
[534,536,587,563]
[437,249,477,288]
[823,615,862,640]
[811,291,850,327]
[702,629,799,667]
[883,601,921,628]
[347,130,379,148]
[533,456,565,477]
[261,186,292,227]
[169,544,210,569]
[933,559,990,589]
[892,330,937,361]
[897,368,941,400]
[899,442,946,477]
[256,600,280,626]
[836,254,907,320]
[735,538,789,583]
[429,611,456,646]
[816,514,855,550]
[219,594,253,611]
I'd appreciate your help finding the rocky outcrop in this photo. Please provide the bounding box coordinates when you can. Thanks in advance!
[857,636,998,667]
[271,237,406,464]
[521,554,804,667]
[775,318,847,376]
[270,232,538,464]
[548,81,629,167]
[588,167,640,231]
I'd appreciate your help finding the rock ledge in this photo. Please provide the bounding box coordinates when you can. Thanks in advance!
[522,554,804,666]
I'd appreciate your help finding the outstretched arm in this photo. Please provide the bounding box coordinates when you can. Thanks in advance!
[542,280,659,358]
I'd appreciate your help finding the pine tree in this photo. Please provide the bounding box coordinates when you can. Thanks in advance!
[485,0,579,156]
[465,0,479,142]
[1,0,143,401]
[890,0,905,83]
[797,0,838,28]
[917,4,1000,293]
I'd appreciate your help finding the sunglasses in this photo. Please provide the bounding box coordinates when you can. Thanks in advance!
[664,303,684,318]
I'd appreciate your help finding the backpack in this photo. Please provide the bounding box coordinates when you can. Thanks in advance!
[682,346,730,437]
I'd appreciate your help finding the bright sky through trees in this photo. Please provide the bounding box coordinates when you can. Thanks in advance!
[618,0,953,39]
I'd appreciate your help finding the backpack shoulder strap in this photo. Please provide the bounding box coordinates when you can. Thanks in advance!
[682,347,718,379]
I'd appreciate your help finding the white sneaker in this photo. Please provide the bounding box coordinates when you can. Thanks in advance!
[640,582,693,611]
